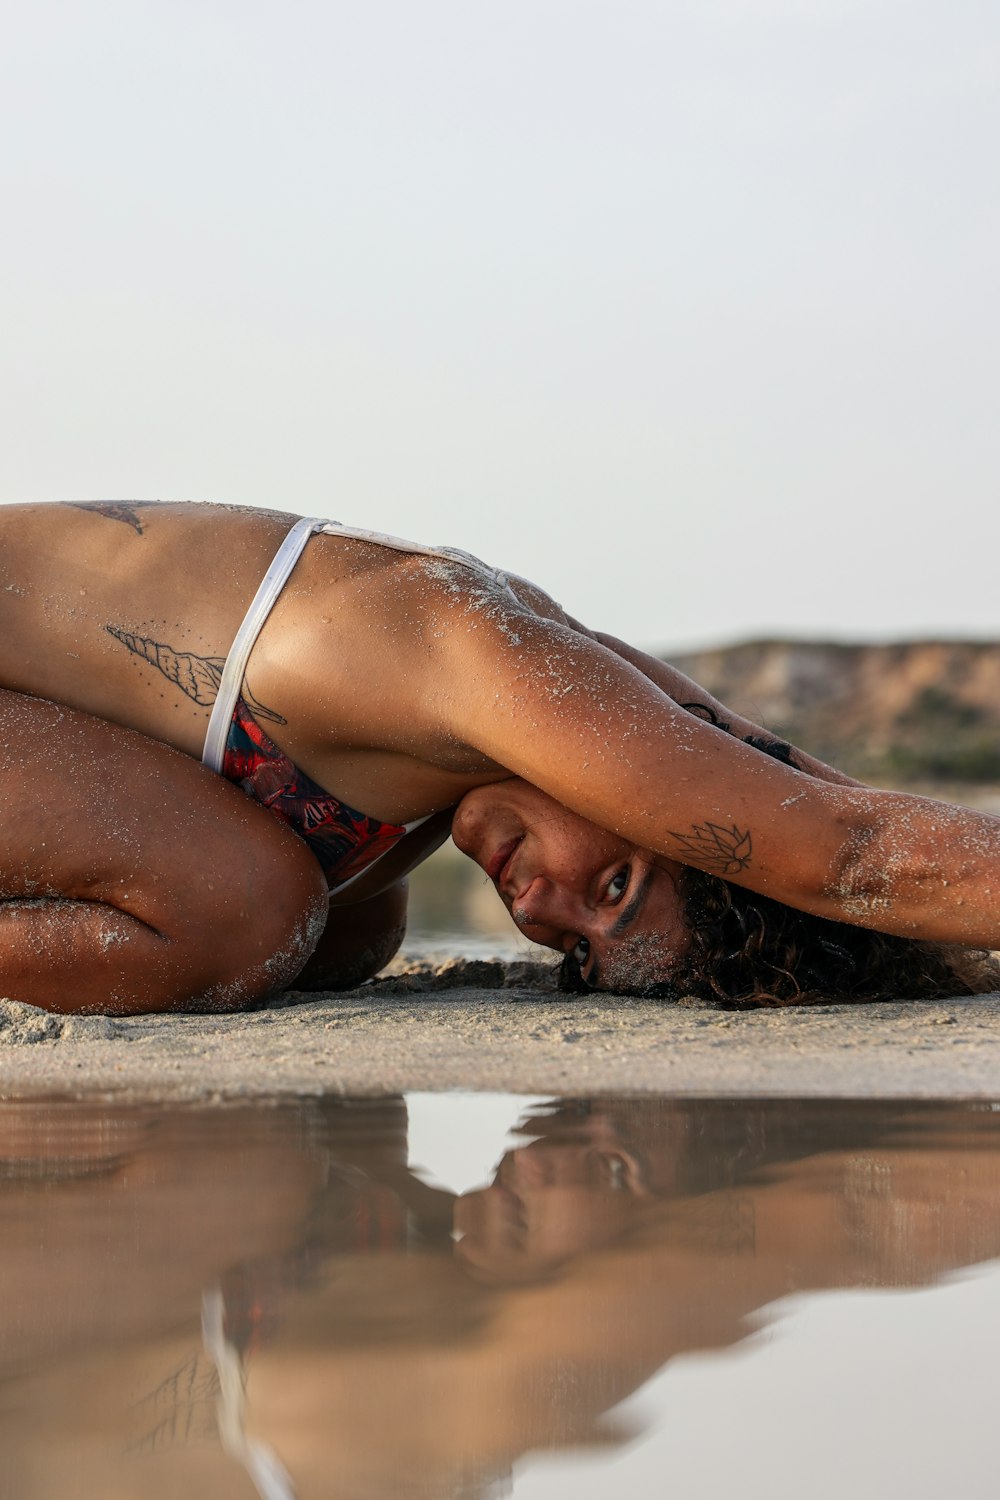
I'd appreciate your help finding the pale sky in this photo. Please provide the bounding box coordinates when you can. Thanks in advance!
[2,0,997,648]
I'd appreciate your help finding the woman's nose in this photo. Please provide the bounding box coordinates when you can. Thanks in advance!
[512,879,586,937]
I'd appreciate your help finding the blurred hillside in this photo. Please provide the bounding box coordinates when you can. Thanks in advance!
[669,639,1000,788]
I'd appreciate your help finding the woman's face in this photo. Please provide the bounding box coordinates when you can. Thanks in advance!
[454,1109,651,1278]
[451,780,690,990]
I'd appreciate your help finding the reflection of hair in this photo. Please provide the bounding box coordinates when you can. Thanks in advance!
[549,1096,928,1197]
[560,713,1000,1006]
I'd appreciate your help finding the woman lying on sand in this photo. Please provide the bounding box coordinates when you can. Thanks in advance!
[1,500,998,1015]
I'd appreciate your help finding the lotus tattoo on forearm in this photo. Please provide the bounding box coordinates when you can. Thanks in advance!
[668,821,753,875]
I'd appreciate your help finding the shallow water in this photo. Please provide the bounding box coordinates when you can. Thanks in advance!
[2,1093,999,1499]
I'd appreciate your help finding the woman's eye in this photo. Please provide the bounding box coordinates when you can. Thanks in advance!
[573,936,591,966]
[607,868,629,902]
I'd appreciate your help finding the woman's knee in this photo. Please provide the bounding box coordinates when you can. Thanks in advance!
[181,834,329,1011]
[0,691,330,1014]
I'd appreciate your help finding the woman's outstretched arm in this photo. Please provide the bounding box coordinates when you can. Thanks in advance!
[507,578,860,787]
[582,629,862,788]
[432,594,1000,950]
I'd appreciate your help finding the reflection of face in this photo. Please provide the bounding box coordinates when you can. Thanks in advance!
[452,779,690,990]
[454,1112,650,1279]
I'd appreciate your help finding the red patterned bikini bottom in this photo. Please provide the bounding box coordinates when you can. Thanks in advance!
[222,697,406,886]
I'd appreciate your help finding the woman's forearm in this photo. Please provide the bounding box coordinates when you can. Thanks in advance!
[824,784,1000,949]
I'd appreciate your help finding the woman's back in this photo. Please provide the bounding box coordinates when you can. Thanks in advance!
[0,502,292,752]
[0,500,507,820]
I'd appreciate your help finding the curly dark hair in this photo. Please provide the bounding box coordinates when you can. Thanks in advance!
[560,865,997,1008]
[678,868,997,1006]
[560,707,1000,1007]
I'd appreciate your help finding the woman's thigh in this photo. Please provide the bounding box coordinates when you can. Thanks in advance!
[0,690,327,1014]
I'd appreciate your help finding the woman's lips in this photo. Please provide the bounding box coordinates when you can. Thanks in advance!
[487,835,523,887]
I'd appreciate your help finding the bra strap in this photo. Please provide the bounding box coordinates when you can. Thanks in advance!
[202,516,321,772]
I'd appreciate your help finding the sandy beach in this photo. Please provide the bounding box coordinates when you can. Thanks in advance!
[3,958,1000,1101]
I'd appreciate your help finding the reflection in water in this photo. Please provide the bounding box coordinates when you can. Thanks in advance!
[1,1095,1000,1497]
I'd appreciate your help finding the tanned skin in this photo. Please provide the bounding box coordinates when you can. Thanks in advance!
[1,500,999,1014]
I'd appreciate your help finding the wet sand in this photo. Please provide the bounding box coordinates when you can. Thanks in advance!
[3,958,1000,1101]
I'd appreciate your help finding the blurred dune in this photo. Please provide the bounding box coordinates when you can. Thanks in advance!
[669,638,1000,794]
